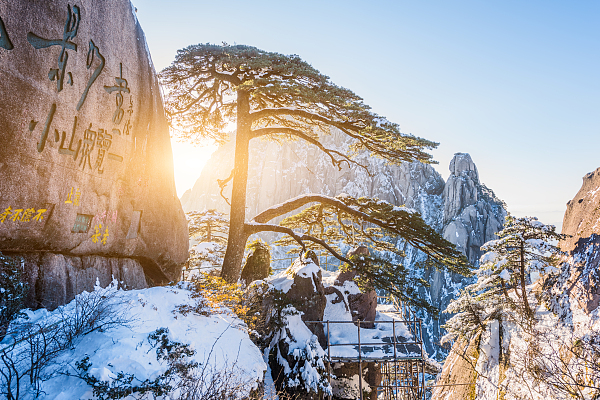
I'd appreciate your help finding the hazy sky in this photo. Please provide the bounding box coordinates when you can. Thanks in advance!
[132,0,599,230]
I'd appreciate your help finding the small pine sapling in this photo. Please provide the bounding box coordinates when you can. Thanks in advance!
[480,215,565,318]
[185,210,229,277]
[0,252,28,338]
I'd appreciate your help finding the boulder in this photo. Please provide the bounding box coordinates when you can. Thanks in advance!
[0,0,188,306]
[285,255,327,345]
[334,246,378,329]
[240,240,271,284]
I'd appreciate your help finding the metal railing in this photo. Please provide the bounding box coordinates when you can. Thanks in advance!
[272,250,340,273]
[305,317,426,400]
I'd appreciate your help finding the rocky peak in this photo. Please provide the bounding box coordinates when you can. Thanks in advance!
[449,152,479,182]
[441,153,505,264]
[443,153,480,225]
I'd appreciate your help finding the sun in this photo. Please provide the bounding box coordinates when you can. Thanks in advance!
[170,138,217,197]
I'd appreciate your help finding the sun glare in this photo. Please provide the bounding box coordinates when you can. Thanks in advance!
[171,138,217,197]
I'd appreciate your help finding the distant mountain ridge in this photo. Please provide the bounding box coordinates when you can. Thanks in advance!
[182,131,506,359]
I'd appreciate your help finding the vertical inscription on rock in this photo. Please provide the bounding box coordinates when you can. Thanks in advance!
[27,5,80,92]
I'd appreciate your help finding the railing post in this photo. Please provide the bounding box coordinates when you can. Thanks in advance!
[358,319,362,400]
[393,320,398,400]
[327,320,332,400]
[419,318,424,400]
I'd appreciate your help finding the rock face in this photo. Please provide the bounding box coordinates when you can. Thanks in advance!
[562,167,600,251]
[565,234,600,314]
[442,153,506,265]
[180,132,447,221]
[0,1,188,308]
[559,167,600,314]
[430,335,479,400]
[183,132,506,359]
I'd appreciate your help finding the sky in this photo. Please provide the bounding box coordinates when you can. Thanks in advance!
[132,0,599,230]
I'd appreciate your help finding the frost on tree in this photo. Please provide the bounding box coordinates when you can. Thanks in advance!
[443,215,565,344]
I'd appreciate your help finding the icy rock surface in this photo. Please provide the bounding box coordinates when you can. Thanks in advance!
[183,131,506,360]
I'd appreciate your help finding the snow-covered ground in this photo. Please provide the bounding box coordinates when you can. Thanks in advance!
[0,280,266,399]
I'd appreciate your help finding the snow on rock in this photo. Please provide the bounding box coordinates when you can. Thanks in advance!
[1,281,266,399]
[268,256,322,294]
[265,259,332,397]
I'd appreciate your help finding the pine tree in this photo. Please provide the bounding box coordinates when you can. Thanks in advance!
[160,44,464,283]
[481,215,565,317]
[442,215,565,343]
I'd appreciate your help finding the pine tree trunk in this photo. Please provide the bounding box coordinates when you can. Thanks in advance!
[221,91,252,283]
[520,240,532,317]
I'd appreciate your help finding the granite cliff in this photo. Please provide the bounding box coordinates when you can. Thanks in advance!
[0,0,188,309]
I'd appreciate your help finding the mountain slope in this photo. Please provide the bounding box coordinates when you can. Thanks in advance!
[182,131,506,359]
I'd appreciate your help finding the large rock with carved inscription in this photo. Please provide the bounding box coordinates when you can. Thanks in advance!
[0,0,188,308]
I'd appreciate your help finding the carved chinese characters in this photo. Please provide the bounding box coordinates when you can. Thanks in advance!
[77,40,105,111]
[0,3,132,246]
[27,5,80,92]
[64,187,81,206]
[9,3,129,178]
[0,207,48,224]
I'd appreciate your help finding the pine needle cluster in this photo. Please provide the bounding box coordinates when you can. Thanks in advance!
[275,194,471,314]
